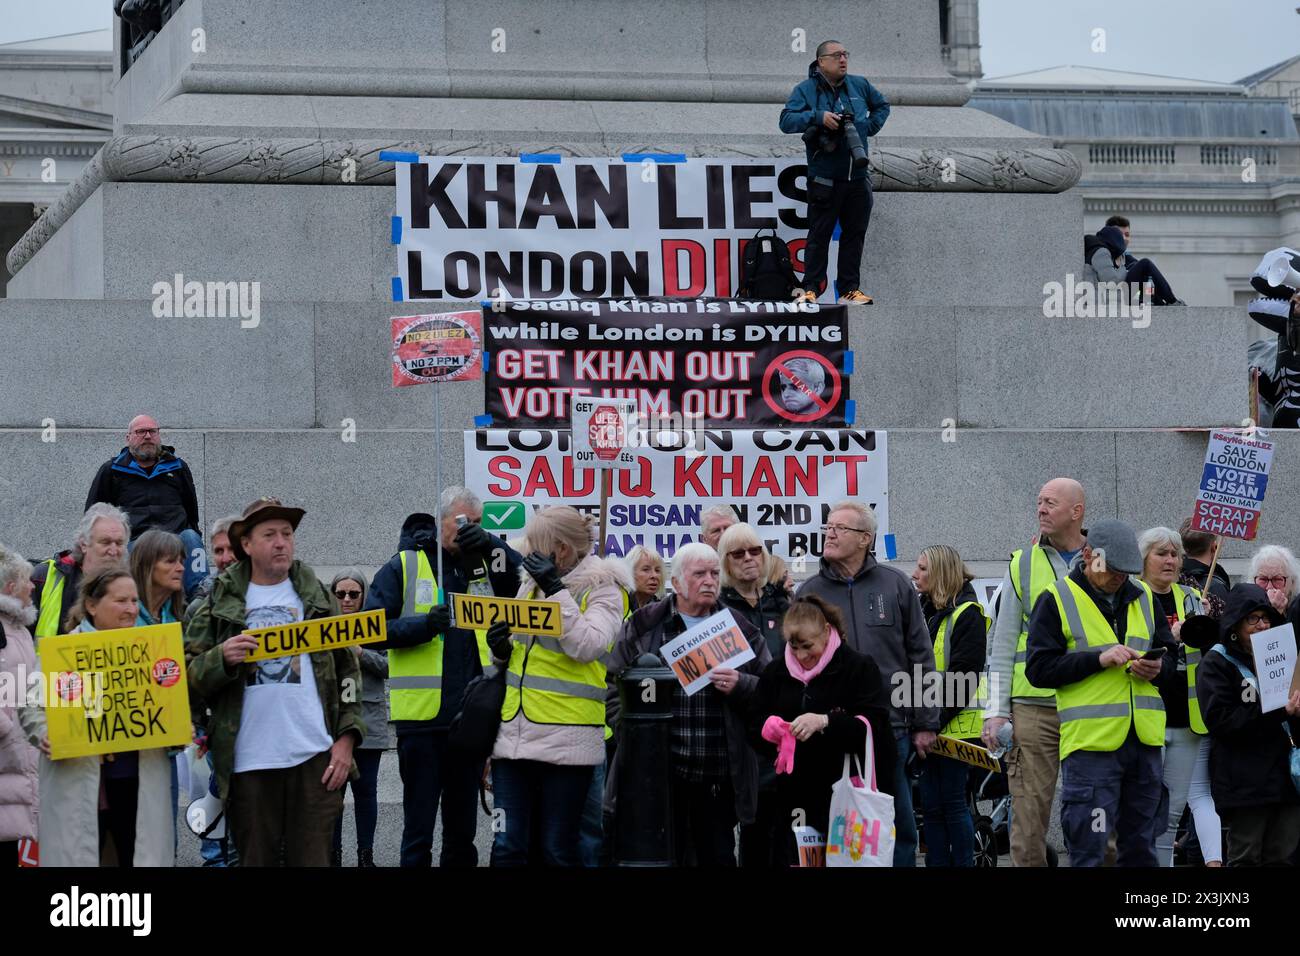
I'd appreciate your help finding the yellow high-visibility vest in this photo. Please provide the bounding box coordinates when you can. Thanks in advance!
[1166,583,1207,735]
[933,601,991,738]
[1010,546,1071,700]
[1050,578,1165,760]
[502,587,628,728]
[387,550,492,722]
[34,559,68,639]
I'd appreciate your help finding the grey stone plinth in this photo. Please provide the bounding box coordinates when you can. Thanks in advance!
[5,426,1294,572]
[957,306,1245,428]
[887,429,1121,560]
[0,300,316,427]
[200,429,462,569]
[0,430,206,560]
[9,181,1083,308]
[0,299,1246,431]
[113,0,969,131]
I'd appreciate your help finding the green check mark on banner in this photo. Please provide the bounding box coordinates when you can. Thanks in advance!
[483,501,525,531]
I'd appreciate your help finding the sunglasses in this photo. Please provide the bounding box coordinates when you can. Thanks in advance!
[727,546,765,560]
[334,589,362,601]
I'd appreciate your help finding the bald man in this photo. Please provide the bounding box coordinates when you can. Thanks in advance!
[982,478,1087,867]
[86,413,204,594]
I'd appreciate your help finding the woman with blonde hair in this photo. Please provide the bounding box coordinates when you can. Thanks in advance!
[910,544,988,867]
[624,544,665,610]
[718,523,791,867]
[486,505,632,866]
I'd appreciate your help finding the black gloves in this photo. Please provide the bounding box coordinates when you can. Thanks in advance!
[454,521,493,556]
[524,552,565,597]
[426,604,453,638]
[486,620,513,662]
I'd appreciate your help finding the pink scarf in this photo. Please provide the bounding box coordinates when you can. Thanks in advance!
[785,626,842,684]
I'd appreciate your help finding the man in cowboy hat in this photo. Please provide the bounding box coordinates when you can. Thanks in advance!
[185,497,365,866]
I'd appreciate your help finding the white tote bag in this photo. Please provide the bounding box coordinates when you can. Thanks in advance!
[825,717,895,867]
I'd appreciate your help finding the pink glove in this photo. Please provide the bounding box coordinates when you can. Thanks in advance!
[762,715,797,775]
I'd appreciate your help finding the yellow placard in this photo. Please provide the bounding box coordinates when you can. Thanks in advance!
[40,622,191,760]
[451,593,563,637]
[242,609,387,662]
[931,734,1001,773]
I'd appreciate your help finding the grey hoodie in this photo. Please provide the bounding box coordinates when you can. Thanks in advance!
[796,555,938,733]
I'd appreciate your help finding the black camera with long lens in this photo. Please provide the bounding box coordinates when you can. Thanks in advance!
[801,112,868,172]
[840,114,868,171]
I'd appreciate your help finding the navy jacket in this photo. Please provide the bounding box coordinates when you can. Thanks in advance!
[85,445,200,539]
[364,512,521,734]
[1025,567,1179,693]
[780,61,890,182]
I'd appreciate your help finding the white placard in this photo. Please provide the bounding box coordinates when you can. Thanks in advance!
[1252,622,1297,714]
[659,608,755,695]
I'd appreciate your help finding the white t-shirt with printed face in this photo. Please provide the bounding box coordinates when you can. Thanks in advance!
[232,578,334,773]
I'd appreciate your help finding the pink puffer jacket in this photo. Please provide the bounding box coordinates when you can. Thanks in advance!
[0,598,39,841]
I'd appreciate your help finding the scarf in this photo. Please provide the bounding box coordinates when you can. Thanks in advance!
[785,626,841,685]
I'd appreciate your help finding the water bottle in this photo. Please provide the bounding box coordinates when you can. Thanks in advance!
[988,721,1014,760]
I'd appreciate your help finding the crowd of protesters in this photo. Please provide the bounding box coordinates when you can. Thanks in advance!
[4,417,1300,870]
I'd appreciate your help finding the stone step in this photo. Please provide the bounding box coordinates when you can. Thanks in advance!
[1,425,1290,571]
[0,299,1246,432]
[5,180,1081,309]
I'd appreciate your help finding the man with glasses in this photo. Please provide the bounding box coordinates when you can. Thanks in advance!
[779,39,890,305]
[86,413,205,596]
[795,499,936,866]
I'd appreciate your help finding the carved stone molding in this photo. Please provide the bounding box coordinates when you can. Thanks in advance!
[6,135,1081,278]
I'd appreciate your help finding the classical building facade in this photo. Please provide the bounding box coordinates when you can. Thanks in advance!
[970,64,1300,316]
[0,29,111,297]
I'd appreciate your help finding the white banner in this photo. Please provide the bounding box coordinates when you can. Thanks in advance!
[464,428,887,560]
[394,156,840,301]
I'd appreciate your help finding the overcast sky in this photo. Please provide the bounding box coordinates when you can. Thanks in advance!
[980,0,1300,82]
[1,0,1296,85]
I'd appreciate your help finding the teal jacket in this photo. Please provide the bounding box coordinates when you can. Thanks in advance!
[780,62,890,181]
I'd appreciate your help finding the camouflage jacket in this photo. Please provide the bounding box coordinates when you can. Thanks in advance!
[184,558,366,799]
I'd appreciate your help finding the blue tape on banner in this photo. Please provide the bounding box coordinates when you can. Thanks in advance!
[622,153,687,163]
[390,277,403,301]
[520,153,562,163]
[844,399,856,424]
[884,535,897,560]
[483,351,490,371]
[474,414,494,427]
[379,150,420,164]
[390,216,402,245]
[844,350,854,375]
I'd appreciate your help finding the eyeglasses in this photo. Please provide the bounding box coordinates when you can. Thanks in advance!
[1254,575,1289,589]
[727,546,765,561]
[819,50,849,59]
[1245,612,1273,627]
[334,589,362,601]
[821,524,870,536]
[131,427,160,436]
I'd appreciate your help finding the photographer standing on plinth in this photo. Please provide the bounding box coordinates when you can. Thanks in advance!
[780,40,890,305]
